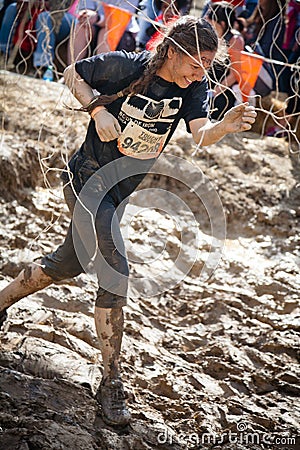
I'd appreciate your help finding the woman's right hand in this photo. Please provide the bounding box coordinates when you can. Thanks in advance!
[93,109,122,142]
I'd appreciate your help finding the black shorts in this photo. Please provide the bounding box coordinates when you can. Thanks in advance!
[42,185,128,308]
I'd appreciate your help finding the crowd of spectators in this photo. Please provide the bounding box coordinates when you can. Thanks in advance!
[0,0,299,133]
[203,1,299,134]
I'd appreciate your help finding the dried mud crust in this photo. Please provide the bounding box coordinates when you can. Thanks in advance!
[0,71,299,449]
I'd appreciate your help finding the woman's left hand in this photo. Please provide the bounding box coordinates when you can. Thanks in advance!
[223,103,257,132]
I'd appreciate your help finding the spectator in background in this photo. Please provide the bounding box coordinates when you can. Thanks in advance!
[244,0,257,17]
[68,0,105,62]
[205,1,247,120]
[244,0,286,86]
[68,0,139,64]
[0,0,78,76]
[144,0,190,51]
[278,0,300,96]
[0,0,44,59]
[0,0,15,29]
[0,0,17,55]
[136,0,160,50]
[202,0,246,18]
[137,0,191,50]
[267,0,300,137]
[34,0,78,77]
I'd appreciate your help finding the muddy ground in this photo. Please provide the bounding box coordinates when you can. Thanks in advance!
[0,71,299,450]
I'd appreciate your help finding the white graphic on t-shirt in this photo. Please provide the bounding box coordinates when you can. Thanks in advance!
[117,94,182,159]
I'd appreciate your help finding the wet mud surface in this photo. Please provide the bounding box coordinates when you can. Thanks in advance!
[0,72,299,449]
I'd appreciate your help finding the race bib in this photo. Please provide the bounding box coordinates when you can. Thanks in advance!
[118,121,167,160]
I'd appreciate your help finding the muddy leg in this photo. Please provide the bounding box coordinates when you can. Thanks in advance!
[94,306,131,426]
[0,260,53,322]
[94,306,123,378]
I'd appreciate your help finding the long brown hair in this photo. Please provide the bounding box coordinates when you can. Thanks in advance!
[83,16,219,110]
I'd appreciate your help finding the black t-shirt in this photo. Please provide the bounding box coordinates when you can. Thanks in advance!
[62,50,209,203]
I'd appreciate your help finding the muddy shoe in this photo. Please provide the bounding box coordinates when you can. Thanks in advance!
[96,376,131,427]
[0,309,7,329]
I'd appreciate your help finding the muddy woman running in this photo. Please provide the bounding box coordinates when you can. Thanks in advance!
[0,15,256,427]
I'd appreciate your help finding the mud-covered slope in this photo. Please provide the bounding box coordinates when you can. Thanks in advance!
[0,71,299,450]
